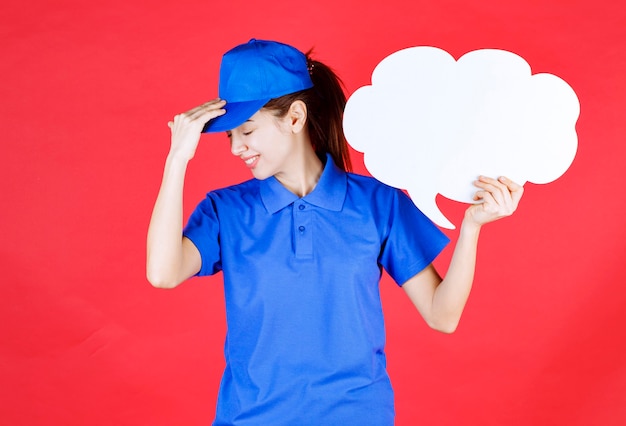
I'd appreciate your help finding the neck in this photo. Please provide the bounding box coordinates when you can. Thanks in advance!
[275,142,323,198]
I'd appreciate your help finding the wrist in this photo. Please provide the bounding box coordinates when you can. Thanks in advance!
[166,150,193,166]
[459,215,482,239]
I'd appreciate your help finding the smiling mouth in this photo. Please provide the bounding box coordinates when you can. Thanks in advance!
[243,155,259,167]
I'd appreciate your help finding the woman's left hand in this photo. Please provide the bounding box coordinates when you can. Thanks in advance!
[465,176,524,227]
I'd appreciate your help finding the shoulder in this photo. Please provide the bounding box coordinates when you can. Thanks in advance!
[345,172,403,202]
[344,172,435,227]
[192,179,261,215]
[207,179,260,201]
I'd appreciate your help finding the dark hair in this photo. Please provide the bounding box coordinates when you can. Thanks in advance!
[263,50,352,172]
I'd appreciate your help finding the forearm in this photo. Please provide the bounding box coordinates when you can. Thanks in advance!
[146,99,226,287]
[146,154,190,288]
[404,176,523,333]
[430,219,481,332]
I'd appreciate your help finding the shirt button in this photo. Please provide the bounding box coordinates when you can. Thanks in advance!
[298,225,305,232]
[298,204,305,210]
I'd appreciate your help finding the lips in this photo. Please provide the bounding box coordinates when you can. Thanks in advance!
[242,155,259,168]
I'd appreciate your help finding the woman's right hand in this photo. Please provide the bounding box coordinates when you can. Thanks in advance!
[167,98,226,161]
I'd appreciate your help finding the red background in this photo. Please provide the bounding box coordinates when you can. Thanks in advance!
[2,0,625,425]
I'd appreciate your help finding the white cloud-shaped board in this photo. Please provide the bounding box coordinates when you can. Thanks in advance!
[343,47,580,229]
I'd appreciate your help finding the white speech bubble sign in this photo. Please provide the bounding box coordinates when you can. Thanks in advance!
[344,47,580,229]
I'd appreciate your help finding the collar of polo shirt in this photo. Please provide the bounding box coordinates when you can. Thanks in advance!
[259,153,347,214]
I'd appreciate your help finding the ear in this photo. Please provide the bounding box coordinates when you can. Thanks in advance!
[287,100,307,134]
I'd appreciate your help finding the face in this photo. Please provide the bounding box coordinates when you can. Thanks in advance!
[226,109,297,181]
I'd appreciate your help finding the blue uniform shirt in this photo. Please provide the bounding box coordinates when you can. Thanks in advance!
[183,154,449,425]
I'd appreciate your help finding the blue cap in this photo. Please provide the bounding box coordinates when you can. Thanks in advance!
[202,39,314,133]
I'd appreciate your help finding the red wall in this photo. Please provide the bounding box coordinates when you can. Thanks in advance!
[1,0,625,425]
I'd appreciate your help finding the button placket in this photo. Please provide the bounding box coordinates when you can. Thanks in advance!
[294,203,312,258]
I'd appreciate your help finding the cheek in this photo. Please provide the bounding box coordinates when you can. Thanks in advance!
[274,118,292,135]
[259,130,290,155]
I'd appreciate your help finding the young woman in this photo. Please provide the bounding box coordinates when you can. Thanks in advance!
[147,39,523,425]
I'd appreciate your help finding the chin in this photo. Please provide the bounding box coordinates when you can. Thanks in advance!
[250,168,272,181]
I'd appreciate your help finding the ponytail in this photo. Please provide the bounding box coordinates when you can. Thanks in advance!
[263,50,352,172]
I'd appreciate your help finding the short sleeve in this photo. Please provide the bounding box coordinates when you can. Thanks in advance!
[379,189,450,286]
[182,195,222,276]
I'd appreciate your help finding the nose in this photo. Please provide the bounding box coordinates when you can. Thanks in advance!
[230,135,248,156]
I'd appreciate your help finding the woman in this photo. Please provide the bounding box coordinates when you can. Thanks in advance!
[147,39,523,425]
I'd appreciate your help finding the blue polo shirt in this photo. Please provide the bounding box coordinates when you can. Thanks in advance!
[183,154,449,426]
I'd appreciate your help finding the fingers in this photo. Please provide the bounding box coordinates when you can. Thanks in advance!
[498,176,525,205]
[473,175,524,213]
[474,176,509,207]
[472,189,496,207]
[169,98,226,129]
[166,99,227,162]
[186,98,227,121]
[466,175,525,226]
